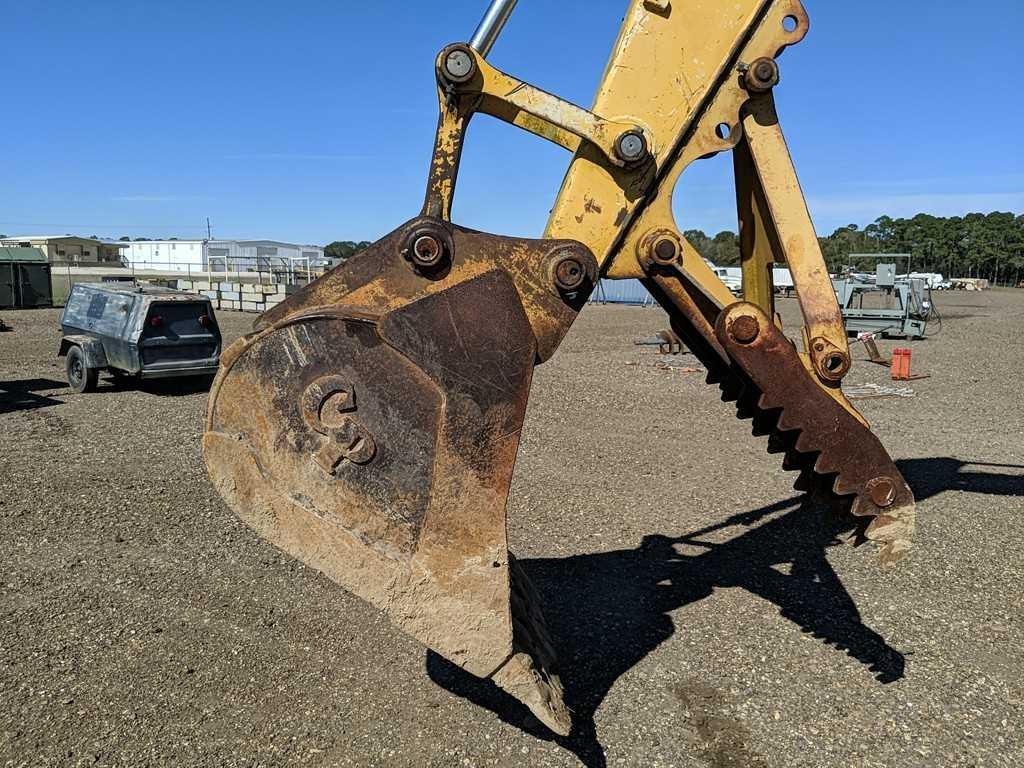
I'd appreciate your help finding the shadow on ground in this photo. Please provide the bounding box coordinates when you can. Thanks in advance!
[429,457,1024,764]
[133,376,215,397]
[0,374,214,412]
[898,457,1024,501]
[428,495,905,767]
[96,373,214,397]
[0,378,66,414]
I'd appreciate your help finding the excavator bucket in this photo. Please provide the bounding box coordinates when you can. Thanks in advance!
[204,222,596,735]
[204,0,916,736]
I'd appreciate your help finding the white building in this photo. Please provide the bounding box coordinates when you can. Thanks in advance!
[120,239,325,274]
[0,235,127,265]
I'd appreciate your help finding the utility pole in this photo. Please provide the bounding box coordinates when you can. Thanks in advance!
[205,218,214,278]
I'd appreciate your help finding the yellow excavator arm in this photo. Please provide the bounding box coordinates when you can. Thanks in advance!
[203,0,915,736]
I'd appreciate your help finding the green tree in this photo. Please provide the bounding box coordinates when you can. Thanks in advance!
[324,240,372,264]
[682,210,1023,284]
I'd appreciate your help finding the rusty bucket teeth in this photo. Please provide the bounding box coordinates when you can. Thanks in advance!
[665,302,918,566]
[734,386,760,421]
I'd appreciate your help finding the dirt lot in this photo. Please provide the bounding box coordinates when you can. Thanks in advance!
[1,290,1022,767]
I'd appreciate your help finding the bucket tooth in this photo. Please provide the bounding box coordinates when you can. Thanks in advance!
[774,408,805,435]
[792,467,816,494]
[493,557,571,735]
[757,392,785,413]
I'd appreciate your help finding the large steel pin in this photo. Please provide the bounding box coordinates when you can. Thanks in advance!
[469,0,519,57]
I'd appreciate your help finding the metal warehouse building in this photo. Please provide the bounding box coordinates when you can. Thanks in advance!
[589,278,655,306]
[120,239,325,273]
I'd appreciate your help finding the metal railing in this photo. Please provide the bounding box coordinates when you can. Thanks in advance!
[117,256,320,286]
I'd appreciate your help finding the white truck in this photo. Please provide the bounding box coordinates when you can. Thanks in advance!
[706,264,796,296]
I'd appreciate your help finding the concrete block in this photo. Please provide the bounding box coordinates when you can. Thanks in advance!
[222,300,238,310]
[193,281,211,291]
[241,301,264,312]
[201,290,217,299]
[219,282,239,292]
[178,280,193,290]
[241,283,258,294]
[267,293,287,303]
[221,291,240,301]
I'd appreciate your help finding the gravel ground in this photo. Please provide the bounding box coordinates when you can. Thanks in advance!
[1,290,1022,767]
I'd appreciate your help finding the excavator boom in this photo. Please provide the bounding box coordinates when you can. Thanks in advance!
[204,0,915,736]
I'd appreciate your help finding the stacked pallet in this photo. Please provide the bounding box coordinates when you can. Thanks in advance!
[172,280,295,313]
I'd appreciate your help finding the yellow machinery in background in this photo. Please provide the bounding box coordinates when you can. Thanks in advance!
[203,0,916,735]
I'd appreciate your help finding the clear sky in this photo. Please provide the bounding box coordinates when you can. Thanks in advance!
[4,1,1022,245]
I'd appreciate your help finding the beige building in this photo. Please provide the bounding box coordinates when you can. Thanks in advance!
[0,235,126,265]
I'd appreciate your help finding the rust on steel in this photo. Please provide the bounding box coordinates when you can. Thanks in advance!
[715,303,916,564]
[642,274,915,566]
[206,221,596,735]
[202,0,919,739]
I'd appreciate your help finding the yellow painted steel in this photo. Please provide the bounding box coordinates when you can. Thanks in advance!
[740,93,850,379]
[426,0,857,396]
[545,0,788,267]
[537,0,852,384]
[472,52,634,164]
[734,135,777,318]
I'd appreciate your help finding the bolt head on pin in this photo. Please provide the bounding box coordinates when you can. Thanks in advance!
[402,222,452,273]
[639,229,682,269]
[730,315,760,345]
[550,253,588,292]
[651,237,679,265]
[868,477,897,508]
[412,235,444,268]
[614,130,648,164]
[443,47,476,84]
[743,57,780,93]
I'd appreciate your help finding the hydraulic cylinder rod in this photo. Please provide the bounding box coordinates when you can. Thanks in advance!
[470,0,518,57]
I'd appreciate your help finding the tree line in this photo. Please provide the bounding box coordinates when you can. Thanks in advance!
[686,211,1024,285]
[324,240,372,263]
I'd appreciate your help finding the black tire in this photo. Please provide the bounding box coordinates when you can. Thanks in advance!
[66,346,99,393]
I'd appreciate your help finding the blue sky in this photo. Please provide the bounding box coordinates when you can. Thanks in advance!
[4,1,1022,245]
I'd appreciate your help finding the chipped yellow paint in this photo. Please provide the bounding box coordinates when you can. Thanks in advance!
[741,92,851,378]
[545,0,783,260]
[422,0,856,410]
[470,51,640,164]
[572,0,809,280]
[796,349,869,428]
[540,0,854,407]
